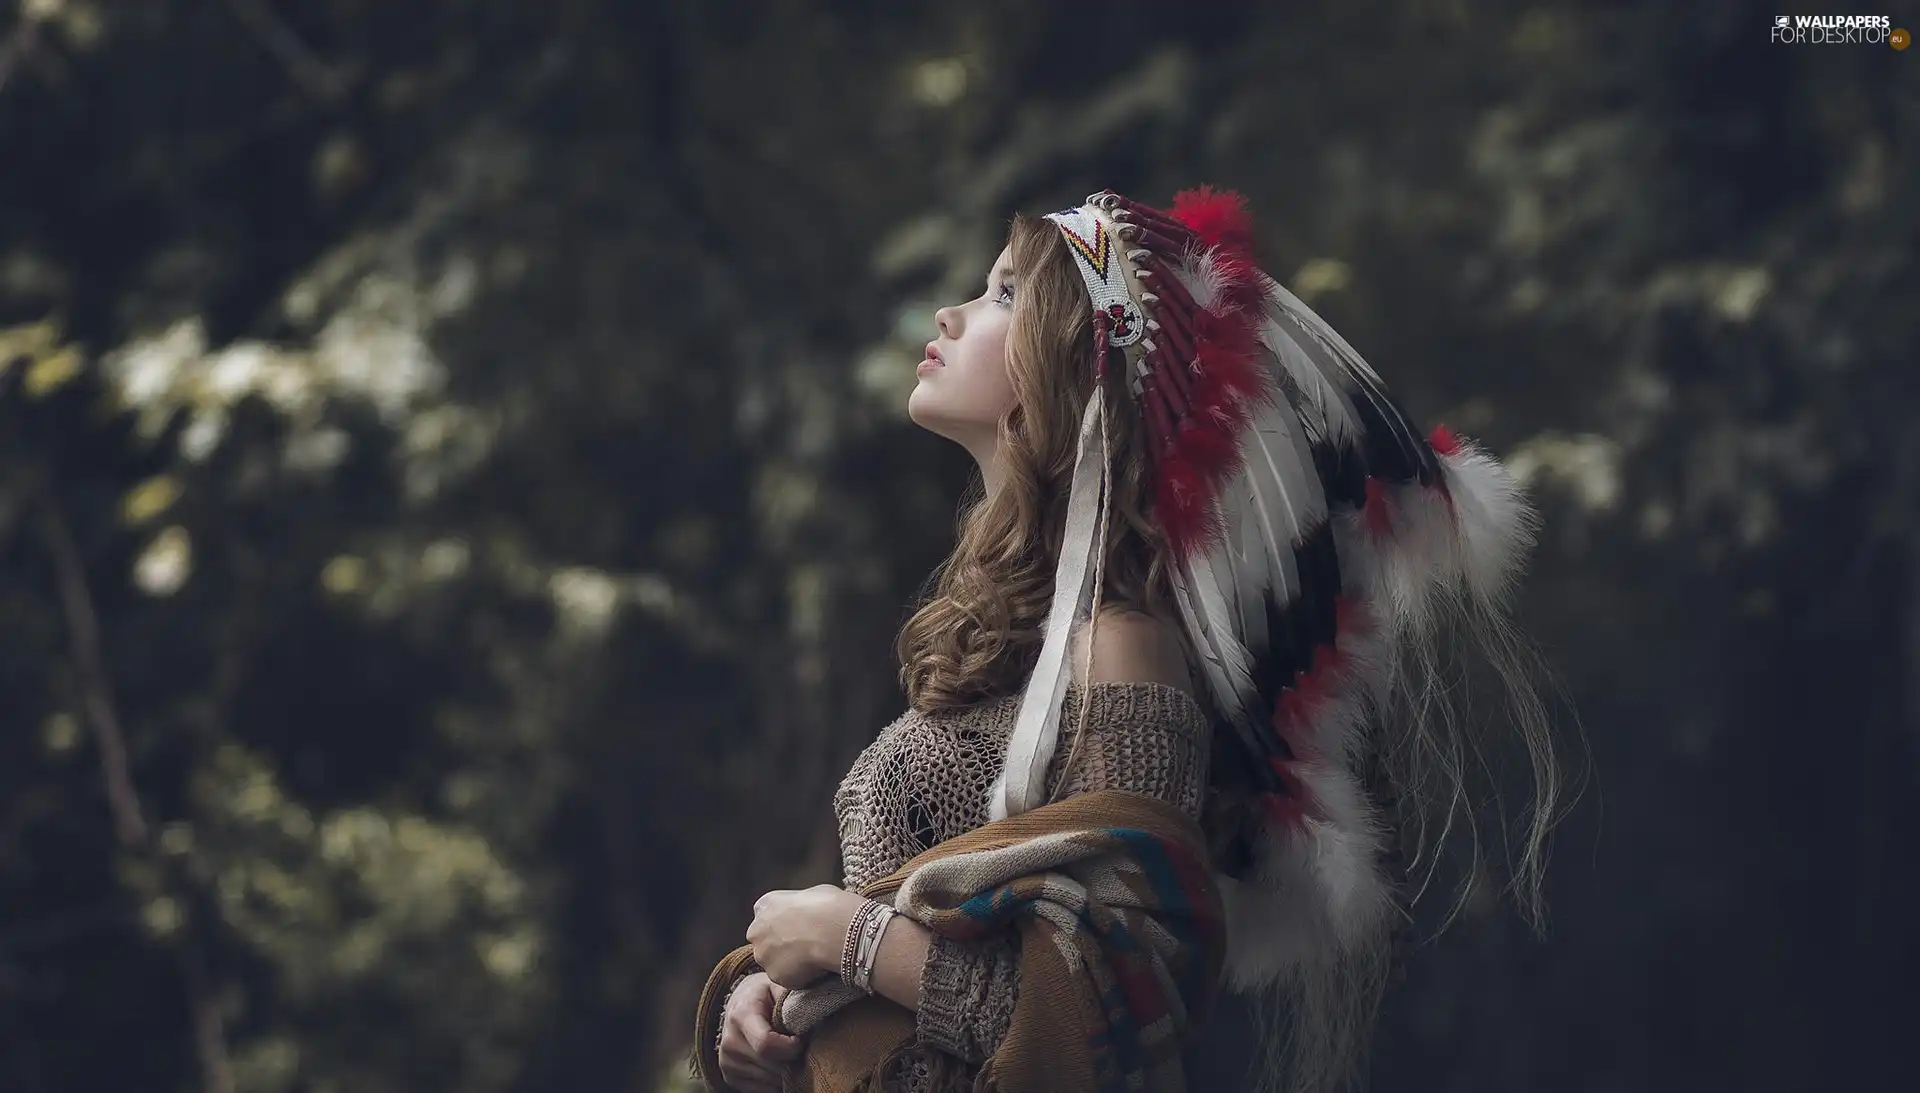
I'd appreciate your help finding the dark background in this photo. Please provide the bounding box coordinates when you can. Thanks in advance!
[1,2,1915,1091]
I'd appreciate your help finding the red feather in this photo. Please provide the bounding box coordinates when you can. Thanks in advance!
[1192,323,1265,405]
[1149,230,1273,563]
[1171,186,1254,254]
[1428,423,1463,457]
[1155,455,1218,558]
[1177,417,1239,478]
[1207,250,1266,316]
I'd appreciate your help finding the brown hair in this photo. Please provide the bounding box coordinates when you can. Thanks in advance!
[895,215,1175,711]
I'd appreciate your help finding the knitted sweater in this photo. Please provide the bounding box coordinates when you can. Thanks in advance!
[831,681,1211,1090]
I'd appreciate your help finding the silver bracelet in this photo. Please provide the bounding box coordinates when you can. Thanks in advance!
[853,903,886,990]
[853,905,898,995]
[852,904,884,983]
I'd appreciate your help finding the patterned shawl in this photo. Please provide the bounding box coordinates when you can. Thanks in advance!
[692,790,1225,1093]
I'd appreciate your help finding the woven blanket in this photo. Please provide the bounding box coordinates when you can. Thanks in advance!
[693,790,1224,1093]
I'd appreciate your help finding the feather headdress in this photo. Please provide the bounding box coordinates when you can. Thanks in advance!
[988,188,1541,1090]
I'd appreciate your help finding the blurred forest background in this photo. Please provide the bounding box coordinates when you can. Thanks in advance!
[1,1,1915,1091]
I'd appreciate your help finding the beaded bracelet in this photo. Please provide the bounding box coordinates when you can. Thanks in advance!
[839,899,883,986]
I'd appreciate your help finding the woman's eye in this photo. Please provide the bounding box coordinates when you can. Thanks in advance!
[995,282,1015,305]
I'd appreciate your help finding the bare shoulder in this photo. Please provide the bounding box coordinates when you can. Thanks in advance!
[1068,609,1194,694]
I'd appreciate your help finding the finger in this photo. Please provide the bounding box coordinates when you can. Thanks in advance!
[734,1007,795,1061]
[721,1060,779,1083]
[721,1035,785,1086]
[748,1023,803,1063]
[740,1010,799,1059]
[740,1004,802,1061]
[741,1056,788,1093]
[719,1053,781,1093]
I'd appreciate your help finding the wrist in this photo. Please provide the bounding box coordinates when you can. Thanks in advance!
[818,891,866,974]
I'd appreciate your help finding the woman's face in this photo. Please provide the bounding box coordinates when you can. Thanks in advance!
[908,244,1019,458]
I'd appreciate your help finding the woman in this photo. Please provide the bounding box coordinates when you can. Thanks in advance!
[694,188,1561,1093]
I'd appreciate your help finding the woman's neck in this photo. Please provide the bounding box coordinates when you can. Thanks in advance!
[972,441,1005,498]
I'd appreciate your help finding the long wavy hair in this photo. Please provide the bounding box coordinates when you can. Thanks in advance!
[896,215,1176,711]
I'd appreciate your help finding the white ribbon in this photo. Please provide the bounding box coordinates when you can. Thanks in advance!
[990,390,1108,820]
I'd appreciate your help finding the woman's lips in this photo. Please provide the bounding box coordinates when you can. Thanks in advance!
[918,341,944,375]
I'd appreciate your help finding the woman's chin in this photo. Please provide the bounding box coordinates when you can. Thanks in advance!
[908,389,1003,448]
[906,400,961,444]
[906,386,941,429]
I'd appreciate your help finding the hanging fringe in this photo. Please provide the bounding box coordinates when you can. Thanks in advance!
[992,388,1109,820]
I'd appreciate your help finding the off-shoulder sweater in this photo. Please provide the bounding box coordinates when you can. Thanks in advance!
[829,682,1211,1091]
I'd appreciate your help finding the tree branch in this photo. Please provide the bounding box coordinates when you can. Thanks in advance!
[38,508,147,847]
[220,0,345,103]
[36,504,235,1093]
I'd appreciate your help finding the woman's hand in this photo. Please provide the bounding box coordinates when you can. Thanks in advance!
[746,883,867,989]
[718,971,797,1093]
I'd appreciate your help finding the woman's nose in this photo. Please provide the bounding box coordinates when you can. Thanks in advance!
[934,304,960,340]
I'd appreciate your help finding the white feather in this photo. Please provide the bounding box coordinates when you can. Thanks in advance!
[1436,441,1538,610]
[1247,404,1330,528]
[1289,767,1392,943]
[1217,844,1327,986]
[1334,504,1443,643]
[1179,247,1233,314]
[1218,798,1392,991]
[1259,305,1361,445]
[1170,573,1237,703]
[1228,469,1296,650]
[1231,504,1270,654]
[1176,550,1260,729]
[1223,403,1328,666]
[1265,276,1444,494]
[1264,274,1390,387]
